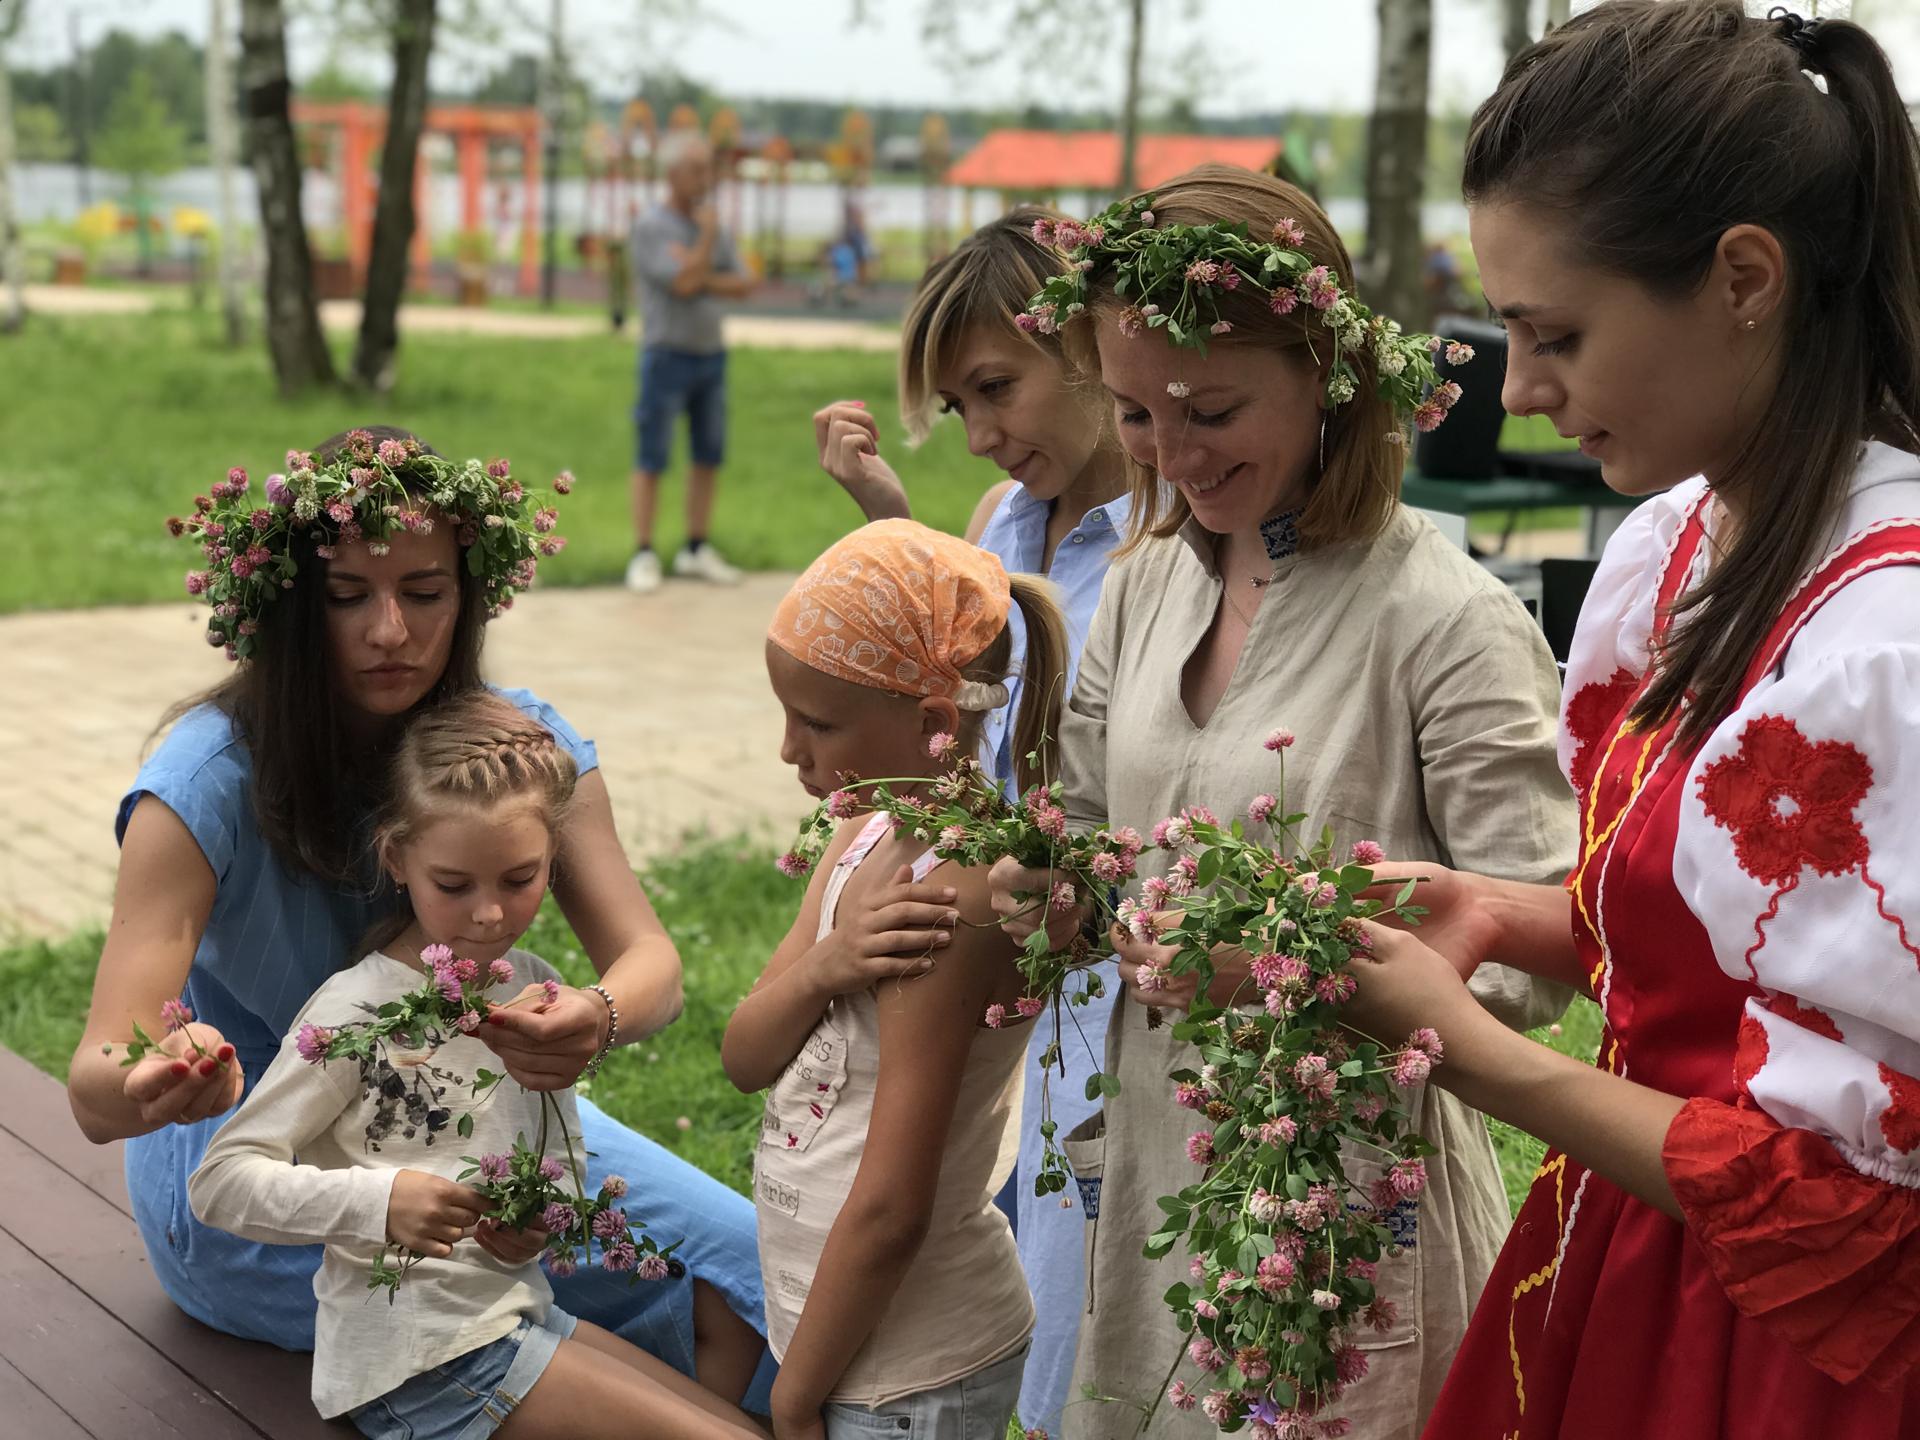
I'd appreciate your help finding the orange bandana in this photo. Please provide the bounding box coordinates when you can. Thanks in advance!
[769,519,1010,702]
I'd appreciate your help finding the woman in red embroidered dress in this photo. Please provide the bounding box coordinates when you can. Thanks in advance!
[1340,4,1920,1436]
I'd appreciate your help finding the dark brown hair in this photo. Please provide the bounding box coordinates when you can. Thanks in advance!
[1464,0,1920,738]
[158,425,490,885]
[1064,164,1402,556]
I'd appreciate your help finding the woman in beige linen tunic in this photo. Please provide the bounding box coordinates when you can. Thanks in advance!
[987,165,1578,1439]
[1056,508,1574,1439]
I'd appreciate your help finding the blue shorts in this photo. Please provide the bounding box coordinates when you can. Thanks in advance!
[351,1307,578,1440]
[635,347,727,473]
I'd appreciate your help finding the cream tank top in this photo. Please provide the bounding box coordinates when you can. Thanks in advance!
[754,814,1035,1404]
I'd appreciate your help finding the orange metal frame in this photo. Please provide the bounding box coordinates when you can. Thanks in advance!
[292,100,543,298]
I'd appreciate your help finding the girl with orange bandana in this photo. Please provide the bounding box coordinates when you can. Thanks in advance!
[724,520,1072,1440]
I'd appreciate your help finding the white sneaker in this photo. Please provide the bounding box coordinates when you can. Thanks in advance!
[671,543,742,584]
[624,549,663,593]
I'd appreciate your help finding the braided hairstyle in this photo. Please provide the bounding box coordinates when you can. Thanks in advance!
[371,690,579,884]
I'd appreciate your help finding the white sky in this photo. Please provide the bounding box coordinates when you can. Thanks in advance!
[17,1,1920,116]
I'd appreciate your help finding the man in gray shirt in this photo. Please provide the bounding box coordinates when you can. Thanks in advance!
[626,131,755,592]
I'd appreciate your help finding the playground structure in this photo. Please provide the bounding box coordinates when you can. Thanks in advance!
[291,99,543,298]
[288,94,967,306]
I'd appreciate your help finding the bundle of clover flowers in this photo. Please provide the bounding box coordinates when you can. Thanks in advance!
[292,945,671,1298]
[171,430,572,661]
[777,732,1144,1201]
[1121,733,1440,1438]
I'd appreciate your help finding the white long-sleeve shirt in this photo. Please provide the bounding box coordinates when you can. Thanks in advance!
[189,947,582,1417]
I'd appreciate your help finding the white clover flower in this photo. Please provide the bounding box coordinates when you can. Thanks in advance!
[1327,372,1358,405]
[1378,348,1408,377]
[1167,380,1192,398]
[293,495,319,521]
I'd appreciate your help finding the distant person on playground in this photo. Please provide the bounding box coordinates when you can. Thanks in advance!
[627,131,754,593]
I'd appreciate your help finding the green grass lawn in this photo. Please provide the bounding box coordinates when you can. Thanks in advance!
[4,835,1597,1211]
[0,310,989,615]
[0,308,1578,615]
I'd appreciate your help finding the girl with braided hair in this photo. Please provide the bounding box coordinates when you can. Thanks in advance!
[67,426,770,1416]
[192,690,766,1440]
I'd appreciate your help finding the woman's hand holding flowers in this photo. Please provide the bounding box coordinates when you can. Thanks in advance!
[480,983,607,1091]
[1343,921,1488,1053]
[116,1013,243,1129]
[987,854,1090,951]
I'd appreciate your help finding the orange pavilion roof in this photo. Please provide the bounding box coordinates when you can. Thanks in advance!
[945,129,1283,191]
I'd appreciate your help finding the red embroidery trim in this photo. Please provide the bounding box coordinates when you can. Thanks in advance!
[1565,667,1639,795]
[1765,992,1844,1043]
[1863,866,1920,970]
[1698,715,1872,886]
[1742,875,1795,985]
[1877,1063,1920,1154]
[1734,1013,1770,1092]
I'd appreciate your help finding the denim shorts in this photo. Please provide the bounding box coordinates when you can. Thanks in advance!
[635,347,728,472]
[349,1307,578,1440]
[822,1343,1029,1440]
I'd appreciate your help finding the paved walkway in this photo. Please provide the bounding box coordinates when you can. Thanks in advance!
[0,578,812,939]
[20,284,899,352]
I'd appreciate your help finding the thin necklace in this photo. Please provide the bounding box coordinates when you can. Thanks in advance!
[1222,579,1262,628]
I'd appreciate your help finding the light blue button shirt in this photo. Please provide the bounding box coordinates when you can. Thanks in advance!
[975,484,1133,801]
[973,481,1130,1437]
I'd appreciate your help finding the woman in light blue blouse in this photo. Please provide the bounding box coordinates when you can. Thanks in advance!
[808,212,1129,1438]
[66,426,771,1409]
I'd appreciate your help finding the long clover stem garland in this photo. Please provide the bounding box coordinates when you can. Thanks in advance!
[778,732,1145,1201]
[290,945,675,1299]
[1122,730,1438,1439]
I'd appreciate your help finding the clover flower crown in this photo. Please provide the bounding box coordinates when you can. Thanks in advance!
[171,430,573,660]
[1021,195,1473,435]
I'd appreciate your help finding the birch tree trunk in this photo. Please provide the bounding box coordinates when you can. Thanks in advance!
[207,0,246,345]
[1363,0,1432,329]
[351,0,436,392]
[1115,0,1146,197]
[0,0,27,335]
[1503,0,1533,63]
[239,0,335,394]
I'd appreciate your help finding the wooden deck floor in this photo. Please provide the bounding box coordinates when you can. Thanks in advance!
[0,1047,349,1438]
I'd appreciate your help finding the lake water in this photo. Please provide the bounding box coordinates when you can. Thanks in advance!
[16,162,1472,244]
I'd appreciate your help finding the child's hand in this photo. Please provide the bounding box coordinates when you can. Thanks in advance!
[472,1216,549,1267]
[813,864,957,996]
[119,1022,243,1129]
[386,1170,488,1259]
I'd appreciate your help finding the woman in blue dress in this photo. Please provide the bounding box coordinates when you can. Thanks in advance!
[65,426,771,1407]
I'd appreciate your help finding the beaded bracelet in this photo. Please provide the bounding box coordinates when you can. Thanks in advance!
[582,984,620,1078]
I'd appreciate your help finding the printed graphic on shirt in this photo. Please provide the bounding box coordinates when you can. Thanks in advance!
[777,1267,813,1304]
[760,1016,849,1153]
[758,1172,801,1219]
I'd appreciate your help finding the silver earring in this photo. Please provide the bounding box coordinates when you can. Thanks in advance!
[1317,411,1328,473]
[1743,319,1758,332]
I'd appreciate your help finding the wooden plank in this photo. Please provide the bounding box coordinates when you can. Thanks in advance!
[0,1353,96,1440]
[0,1226,257,1439]
[0,1127,351,1438]
[0,1045,134,1218]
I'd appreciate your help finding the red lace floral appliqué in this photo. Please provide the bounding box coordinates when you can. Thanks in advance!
[1698,715,1872,886]
[1878,1064,1920,1154]
[1766,992,1844,1043]
[1566,667,1639,795]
